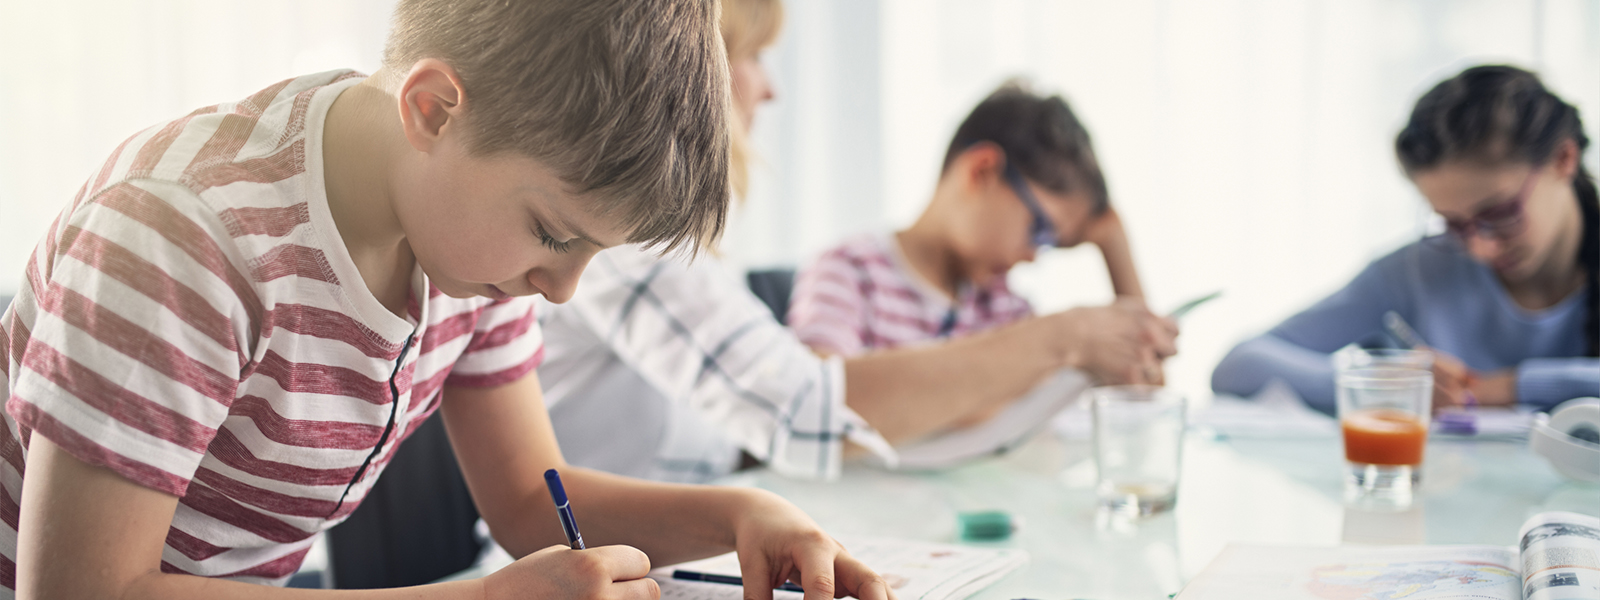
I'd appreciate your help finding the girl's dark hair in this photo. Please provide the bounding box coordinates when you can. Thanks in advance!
[942,80,1109,214]
[1395,65,1599,356]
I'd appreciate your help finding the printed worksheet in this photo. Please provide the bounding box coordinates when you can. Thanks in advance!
[653,537,1028,600]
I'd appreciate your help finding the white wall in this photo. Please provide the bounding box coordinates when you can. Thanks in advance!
[0,0,397,296]
[732,0,1600,400]
[3,0,1598,401]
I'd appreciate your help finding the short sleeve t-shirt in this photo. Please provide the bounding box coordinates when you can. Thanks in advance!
[787,233,1034,357]
[0,71,544,591]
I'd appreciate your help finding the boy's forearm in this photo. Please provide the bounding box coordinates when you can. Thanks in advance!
[842,321,1062,444]
[1087,209,1145,301]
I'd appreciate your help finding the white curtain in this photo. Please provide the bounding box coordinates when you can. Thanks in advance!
[3,0,1597,398]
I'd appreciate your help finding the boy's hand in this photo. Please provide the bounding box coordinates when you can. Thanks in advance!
[1052,301,1178,385]
[484,544,659,600]
[732,490,895,600]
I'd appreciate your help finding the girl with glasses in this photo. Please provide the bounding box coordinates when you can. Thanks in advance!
[1213,65,1598,413]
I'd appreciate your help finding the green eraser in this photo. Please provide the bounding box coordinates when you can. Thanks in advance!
[958,510,1017,541]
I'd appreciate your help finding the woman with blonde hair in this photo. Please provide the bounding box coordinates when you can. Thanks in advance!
[538,0,1172,482]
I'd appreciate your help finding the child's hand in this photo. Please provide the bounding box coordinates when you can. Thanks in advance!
[1053,302,1178,385]
[1425,348,1478,410]
[731,489,895,600]
[483,544,659,600]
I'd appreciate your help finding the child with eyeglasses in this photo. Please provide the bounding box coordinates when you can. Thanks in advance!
[1212,65,1599,413]
[788,81,1177,394]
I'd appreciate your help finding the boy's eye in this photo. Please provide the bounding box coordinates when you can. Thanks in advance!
[534,222,573,254]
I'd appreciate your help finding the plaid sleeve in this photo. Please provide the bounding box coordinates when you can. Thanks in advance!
[788,245,871,357]
[444,297,543,388]
[557,246,895,480]
[6,181,245,497]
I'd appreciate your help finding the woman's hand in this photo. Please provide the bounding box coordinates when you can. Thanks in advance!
[730,489,894,600]
[483,544,659,600]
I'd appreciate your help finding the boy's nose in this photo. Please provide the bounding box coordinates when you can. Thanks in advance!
[1465,235,1504,264]
[527,253,597,304]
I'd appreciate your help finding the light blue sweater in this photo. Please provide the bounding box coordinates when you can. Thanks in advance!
[1212,238,1598,413]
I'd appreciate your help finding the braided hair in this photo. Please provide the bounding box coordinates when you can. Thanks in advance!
[1395,65,1599,356]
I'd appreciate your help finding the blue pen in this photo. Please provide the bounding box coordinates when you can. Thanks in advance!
[544,469,585,550]
[673,570,805,593]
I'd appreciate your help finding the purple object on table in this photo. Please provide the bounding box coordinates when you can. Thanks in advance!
[1435,411,1478,435]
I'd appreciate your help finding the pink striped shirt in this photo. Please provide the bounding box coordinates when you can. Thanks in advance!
[0,71,543,592]
[787,233,1033,357]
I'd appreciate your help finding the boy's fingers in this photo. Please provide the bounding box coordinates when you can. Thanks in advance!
[794,545,839,600]
[591,545,652,581]
[737,554,775,600]
[834,555,893,600]
[614,575,662,600]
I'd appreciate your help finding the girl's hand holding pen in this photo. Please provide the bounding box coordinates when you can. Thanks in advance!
[1425,347,1480,410]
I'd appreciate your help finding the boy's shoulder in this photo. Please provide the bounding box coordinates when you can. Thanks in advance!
[40,71,369,318]
[812,232,895,270]
[82,70,362,209]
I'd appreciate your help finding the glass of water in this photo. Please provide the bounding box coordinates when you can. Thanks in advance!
[1090,385,1186,517]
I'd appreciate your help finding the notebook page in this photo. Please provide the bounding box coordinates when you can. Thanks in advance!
[656,537,1028,600]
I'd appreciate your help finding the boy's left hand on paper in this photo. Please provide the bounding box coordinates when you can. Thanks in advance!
[731,489,895,600]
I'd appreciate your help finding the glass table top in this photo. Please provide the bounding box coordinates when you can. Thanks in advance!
[714,428,1600,600]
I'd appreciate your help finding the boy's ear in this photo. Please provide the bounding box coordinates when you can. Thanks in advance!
[397,59,467,153]
[955,142,1006,195]
[1552,137,1580,180]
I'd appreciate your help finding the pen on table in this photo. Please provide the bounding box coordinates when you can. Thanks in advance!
[1382,311,1478,407]
[673,569,806,593]
[544,469,586,550]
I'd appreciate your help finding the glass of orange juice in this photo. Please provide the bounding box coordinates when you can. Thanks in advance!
[1336,348,1433,506]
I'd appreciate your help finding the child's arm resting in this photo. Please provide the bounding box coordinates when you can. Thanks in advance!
[440,371,893,600]
[15,436,489,599]
[1083,207,1146,301]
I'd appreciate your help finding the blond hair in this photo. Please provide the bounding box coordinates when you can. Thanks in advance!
[383,0,731,253]
[720,0,784,199]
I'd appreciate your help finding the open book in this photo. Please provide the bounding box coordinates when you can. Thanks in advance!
[654,537,1028,600]
[1177,511,1600,600]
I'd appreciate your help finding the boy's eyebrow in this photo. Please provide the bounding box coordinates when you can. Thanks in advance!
[553,213,602,247]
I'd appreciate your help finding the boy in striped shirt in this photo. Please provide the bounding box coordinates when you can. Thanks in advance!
[790,82,1177,385]
[0,2,891,600]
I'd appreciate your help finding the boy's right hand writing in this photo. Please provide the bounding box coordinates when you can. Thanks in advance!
[1052,301,1178,385]
[484,544,659,600]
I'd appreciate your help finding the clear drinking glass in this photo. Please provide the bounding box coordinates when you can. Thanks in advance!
[1090,385,1186,517]
[1336,348,1433,506]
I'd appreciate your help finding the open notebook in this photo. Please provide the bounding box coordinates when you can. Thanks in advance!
[1176,511,1600,600]
[654,537,1028,600]
[893,368,1089,470]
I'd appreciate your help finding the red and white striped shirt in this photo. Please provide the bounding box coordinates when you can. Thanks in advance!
[787,233,1034,357]
[0,71,543,592]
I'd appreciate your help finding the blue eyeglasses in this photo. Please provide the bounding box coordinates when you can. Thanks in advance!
[1002,163,1059,248]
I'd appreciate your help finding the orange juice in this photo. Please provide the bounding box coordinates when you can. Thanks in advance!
[1341,408,1427,466]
